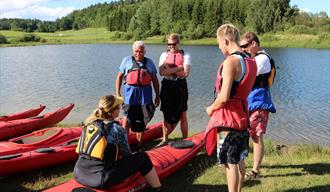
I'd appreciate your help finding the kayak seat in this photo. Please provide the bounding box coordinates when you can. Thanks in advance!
[71,187,96,192]
[19,129,59,144]
[35,147,55,153]
[0,153,22,160]
[59,139,79,146]
[170,140,195,149]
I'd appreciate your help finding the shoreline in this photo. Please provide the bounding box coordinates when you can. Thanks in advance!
[1,28,329,49]
[1,135,329,192]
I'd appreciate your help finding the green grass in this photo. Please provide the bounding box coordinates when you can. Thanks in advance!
[1,132,329,192]
[1,28,330,48]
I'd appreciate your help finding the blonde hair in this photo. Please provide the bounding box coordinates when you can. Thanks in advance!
[84,95,117,125]
[216,23,240,43]
[167,33,180,44]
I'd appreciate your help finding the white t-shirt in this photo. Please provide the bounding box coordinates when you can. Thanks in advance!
[159,51,191,67]
[255,50,271,76]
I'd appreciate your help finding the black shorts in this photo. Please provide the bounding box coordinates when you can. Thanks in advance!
[105,152,153,187]
[74,152,153,189]
[122,103,155,132]
[160,78,188,124]
[218,129,249,164]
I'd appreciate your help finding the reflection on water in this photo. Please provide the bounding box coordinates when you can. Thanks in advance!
[1,45,329,146]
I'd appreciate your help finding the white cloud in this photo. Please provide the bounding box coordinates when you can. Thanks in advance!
[300,8,312,13]
[0,0,75,21]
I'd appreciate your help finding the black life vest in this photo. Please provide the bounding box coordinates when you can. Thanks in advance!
[254,51,276,88]
[125,57,152,86]
[76,120,119,161]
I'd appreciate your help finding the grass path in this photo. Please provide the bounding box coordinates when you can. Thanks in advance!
[1,136,329,192]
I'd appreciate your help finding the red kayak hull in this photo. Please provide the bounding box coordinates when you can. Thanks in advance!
[43,132,205,192]
[0,104,74,141]
[0,121,163,176]
[0,127,82,156]
[0,105,46,122]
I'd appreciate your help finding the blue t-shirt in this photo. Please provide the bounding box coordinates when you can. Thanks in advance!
[119,56,157,105]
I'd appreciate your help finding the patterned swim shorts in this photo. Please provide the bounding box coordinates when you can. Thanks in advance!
[217,129,249,165]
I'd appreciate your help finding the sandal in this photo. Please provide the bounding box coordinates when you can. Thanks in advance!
[155,140,168,148]
[245,170,260,180]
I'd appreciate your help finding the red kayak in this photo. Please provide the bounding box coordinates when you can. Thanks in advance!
[43,132,205,192]
[0,127,82,156]
[0,104,74,141]
[0,105,46,122]
[0,122,163,176]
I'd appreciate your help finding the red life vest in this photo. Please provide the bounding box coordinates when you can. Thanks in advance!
[165,50,184,68]
[205,52,257,156]
[125,57,152,86]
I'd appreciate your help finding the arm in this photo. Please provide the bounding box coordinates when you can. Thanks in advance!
[206,57,237,116]
[116,72,124,97]
[151,74,160,107]
[116,124,132,157]
[159,63,184,76]
[175,64,190,78]
[175,53,191,78]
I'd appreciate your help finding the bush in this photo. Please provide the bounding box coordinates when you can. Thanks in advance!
[19,34,41,42]
[120,32,132,40]
[318,33,330,41]
[0,34,8,44]
[286,25,317,34]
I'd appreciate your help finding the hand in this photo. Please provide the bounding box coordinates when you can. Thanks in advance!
[175,70,186,77]
[154,96,160,108]
[206,106,213,116]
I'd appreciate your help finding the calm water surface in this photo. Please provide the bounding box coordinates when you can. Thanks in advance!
[1,44,329,146]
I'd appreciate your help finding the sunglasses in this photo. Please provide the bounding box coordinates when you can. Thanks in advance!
[240,41,252,49]
[167,43,177,46]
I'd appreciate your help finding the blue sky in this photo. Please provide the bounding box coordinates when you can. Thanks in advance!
[0,0,329,21]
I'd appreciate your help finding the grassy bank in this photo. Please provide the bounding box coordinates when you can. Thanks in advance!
[1,133,329,192]
[1,28,330,49]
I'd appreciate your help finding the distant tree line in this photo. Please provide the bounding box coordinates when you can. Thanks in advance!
[1,0,329,39]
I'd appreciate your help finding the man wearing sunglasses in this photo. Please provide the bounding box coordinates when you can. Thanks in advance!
[240,32,276,180]
[157,33,191,147]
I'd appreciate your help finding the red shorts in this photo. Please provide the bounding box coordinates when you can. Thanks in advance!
[249,110,269,138]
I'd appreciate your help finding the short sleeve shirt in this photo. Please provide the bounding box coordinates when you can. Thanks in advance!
[119,56,157,105]
[255,50,271,76]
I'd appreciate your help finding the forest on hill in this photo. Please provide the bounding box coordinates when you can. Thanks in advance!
[0,0,329,40]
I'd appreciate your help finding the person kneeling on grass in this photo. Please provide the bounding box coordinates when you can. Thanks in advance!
[74,95,164,192]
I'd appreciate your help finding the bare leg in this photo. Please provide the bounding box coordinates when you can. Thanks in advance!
[161,120,177,142]
[143,167,162,188]
[237,160,245,192]
[180,112,188,139]
[122,116,130,137]
[252,135,264,173]
[136,132,143,144]
[226,163,239,192]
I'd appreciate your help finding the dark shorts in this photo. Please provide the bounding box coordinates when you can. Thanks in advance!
[160,78,188,124]
[122,103,155,133]
[74,152,153,189]
[217,129,249,165]
[105,152,153,186]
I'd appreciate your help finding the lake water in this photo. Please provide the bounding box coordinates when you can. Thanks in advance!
[1,44,329,146]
